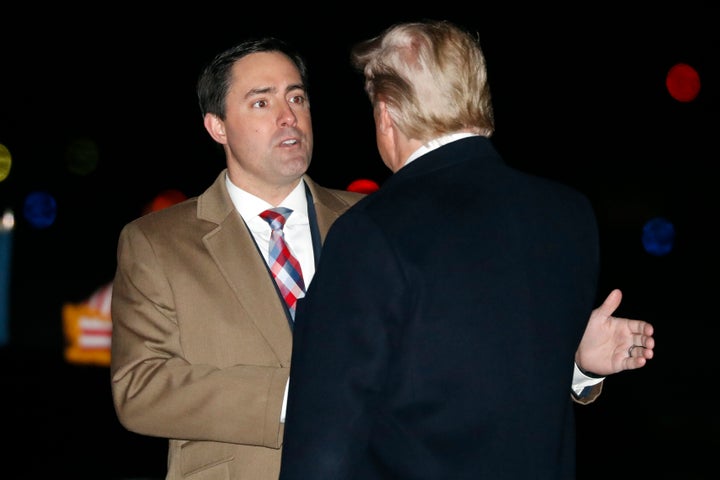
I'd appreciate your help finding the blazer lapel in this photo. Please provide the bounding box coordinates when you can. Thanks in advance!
[197,170,293,361]
[192,171,360,362]
[303,175,356,241]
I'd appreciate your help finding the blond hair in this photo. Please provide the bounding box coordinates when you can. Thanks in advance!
[351,20,495,142]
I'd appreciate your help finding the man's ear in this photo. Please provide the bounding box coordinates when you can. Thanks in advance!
[203,113,227,144]
[375,100,393,134]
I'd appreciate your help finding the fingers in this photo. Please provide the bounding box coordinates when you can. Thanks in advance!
[631,322,655,353]
[643,321,654,336]
[627,344,643,358]
[626,336,654,369]
[641,337,654,359]
[625,345,647,370]
[632,332,648,348]
[626,355,648,369]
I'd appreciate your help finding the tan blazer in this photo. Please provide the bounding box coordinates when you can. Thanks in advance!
[110,170,364,479]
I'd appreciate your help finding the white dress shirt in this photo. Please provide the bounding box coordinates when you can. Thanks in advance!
[226,175,316,285]
[225,174,315,421]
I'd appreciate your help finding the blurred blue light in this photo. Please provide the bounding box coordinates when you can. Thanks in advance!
[23,191,57,229]
[642,217,675,256]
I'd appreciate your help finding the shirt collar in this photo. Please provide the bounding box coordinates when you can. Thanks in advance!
[226,174,309,225]
[404,132,479,166]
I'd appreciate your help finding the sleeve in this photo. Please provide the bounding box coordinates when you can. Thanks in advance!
[571,364,604,404]
[110,222,288,446]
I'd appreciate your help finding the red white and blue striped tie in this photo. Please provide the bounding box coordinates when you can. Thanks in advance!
[259,207,306,319]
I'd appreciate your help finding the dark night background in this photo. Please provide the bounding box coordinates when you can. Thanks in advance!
[0,8,717,479]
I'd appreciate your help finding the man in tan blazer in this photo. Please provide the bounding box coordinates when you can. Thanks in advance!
[111,37,363,479]
[110,36,654,480]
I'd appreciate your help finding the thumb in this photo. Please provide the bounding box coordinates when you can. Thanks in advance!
[597,289,622,318]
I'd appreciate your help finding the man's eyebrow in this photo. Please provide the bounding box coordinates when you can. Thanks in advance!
[244,83,305,99]
[286,83,306,93]
[245,86,276,99]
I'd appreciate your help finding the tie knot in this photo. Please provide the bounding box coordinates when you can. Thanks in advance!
[260,207,293,231]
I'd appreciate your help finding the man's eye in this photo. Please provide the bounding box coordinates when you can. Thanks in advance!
[252,99,268,108]
[289,95,306,105]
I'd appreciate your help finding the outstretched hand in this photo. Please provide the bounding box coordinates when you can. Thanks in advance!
[575,289,654,377]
